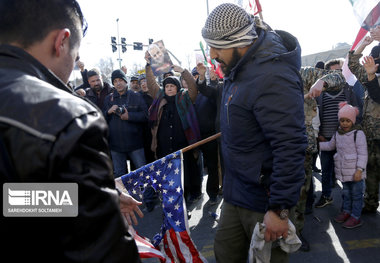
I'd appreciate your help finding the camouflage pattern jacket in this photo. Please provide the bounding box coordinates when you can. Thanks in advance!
[348,51,380,141]
[300,67,347,153]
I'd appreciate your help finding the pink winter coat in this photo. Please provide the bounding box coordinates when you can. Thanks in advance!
[319,129,368,182]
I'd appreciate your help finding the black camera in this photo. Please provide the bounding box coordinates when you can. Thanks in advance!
[115,106,125,116]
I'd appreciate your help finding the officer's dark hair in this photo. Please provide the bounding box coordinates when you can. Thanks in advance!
[87,68,101,78]
[0,0,87,48]
[324,59,343,70]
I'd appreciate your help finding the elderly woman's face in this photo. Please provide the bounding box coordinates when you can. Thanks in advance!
[165,83,177,97]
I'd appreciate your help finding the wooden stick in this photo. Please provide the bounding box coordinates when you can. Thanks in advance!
[115,132,222,187]
[181,132,221,153]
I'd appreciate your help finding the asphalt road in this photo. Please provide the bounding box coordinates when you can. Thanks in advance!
[135,162,380,263]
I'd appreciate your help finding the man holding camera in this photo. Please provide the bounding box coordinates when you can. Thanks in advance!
[104,69,148,177]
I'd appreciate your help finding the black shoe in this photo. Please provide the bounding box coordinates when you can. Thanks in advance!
[299,234,310,252]
[315,195,333,208]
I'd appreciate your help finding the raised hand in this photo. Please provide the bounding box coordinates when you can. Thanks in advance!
[362,55,378,80]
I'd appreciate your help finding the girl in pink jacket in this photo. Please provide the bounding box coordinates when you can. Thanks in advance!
[320,102,368,229]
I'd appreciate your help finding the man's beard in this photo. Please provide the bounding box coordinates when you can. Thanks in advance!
[93,84,102,92]
[217,48,242,77]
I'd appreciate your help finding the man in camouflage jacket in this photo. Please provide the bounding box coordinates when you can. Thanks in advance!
[292,67,347,250]
[348,46,380,213]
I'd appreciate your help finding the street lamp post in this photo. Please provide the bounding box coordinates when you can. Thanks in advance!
[116,18,122,69]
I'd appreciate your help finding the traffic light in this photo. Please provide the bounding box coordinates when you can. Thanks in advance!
[121,37,127,53]
[111,36,117,53]
[133,42,143,51]
[149,38,154,45]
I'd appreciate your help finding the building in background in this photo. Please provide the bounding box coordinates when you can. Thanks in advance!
[301,43,351,67]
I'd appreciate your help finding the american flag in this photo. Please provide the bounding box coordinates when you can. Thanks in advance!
[118,150,207,263]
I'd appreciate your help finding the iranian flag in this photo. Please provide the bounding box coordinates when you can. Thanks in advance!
[342,1,380,85]
[249,0,262,15]
[350,0,380,50]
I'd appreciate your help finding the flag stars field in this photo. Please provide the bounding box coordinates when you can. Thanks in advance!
[117,150,206,261]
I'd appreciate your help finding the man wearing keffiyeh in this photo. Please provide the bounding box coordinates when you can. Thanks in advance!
[201,3,307,262]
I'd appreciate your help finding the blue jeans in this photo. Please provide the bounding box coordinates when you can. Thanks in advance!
[320,150,335,197]
[111,148,146,178]
[342,180,364,219]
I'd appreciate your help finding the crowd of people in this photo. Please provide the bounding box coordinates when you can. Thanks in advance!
[1,1,379,262]
[71,53,223,213]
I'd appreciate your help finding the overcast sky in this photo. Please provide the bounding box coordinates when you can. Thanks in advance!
[75,0,365,75]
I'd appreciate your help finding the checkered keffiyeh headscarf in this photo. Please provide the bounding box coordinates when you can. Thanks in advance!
[202,3,258,49]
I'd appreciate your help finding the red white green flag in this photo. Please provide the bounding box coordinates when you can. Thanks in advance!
[249,0,262,15]
[350,0,380,49]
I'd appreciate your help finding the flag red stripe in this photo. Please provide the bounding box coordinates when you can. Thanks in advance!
[179,231,204,263]
[133,231,166,261]
[351,27,369,50]
[169,229,187,262]
[139,252,165,259]
[134,233,155,248]
[255,0,262,13]
[163,233,175,263]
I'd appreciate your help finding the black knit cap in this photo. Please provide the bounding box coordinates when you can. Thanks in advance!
[138,74,146,83]
[370,44,380,58]
[163,76,181,91]
[111,69,128,84]
[315,61,325,69]
[130,75,139,81]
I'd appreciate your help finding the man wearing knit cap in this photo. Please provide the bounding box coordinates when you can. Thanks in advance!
[103,69,148,178]
[130,75,141,92]
[349,43,380,215]
[202,3,307,262]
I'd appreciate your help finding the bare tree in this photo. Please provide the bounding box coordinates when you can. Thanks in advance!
[129,63,144,76]
[96,57,114,83]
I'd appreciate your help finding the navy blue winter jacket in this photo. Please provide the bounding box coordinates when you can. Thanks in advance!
[103,90,147,152]
[220,29,307,213]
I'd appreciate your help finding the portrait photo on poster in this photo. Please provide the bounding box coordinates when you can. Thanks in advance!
[148,40,173,76]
